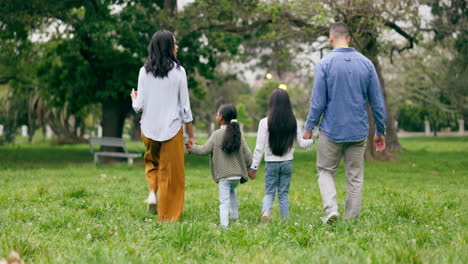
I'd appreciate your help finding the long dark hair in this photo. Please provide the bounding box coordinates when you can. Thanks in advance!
[268,88,297,156]
[144,30,180,78]
[219,104,241,154]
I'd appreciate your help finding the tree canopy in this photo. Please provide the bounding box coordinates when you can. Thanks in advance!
[0,0,465,160]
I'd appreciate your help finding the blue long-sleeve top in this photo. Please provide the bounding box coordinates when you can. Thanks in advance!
[305,47,387,142]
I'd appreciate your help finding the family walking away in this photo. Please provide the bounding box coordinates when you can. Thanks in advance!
[130,21,387,226]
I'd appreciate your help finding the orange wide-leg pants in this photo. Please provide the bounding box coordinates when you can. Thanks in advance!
[141,129,185,221]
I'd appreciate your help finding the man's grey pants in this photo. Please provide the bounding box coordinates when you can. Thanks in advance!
[317,134,366,218]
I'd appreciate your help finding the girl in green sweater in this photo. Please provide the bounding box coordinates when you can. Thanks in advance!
[187,104,252,227]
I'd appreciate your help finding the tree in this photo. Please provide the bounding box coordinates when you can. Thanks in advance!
[386,41,464,135]
[0,91,28,143]
[286,0,433,159]
[426,0,468,119]
[0,24,47,143]
[385,0,467,135]
[0,0,223,144]
[237,103,253,129]
[189,71,250,134]
[1,0,137,141]
[183,0,415,159]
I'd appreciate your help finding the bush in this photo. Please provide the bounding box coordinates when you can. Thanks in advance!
[397,104,462,132]
[397,105,425,132]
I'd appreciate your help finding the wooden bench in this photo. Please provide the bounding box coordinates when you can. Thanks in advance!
[89,137,141,165]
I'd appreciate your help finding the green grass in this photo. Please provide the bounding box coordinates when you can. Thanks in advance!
[0,137,467,263]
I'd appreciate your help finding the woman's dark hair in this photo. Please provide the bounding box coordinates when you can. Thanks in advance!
[144,30,180,78]
[268,88,297,156]
[219,104,241,154]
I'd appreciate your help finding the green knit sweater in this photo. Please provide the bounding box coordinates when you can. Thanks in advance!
[191,127,253,183]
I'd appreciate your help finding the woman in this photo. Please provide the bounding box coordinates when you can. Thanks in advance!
[130,30,194,222]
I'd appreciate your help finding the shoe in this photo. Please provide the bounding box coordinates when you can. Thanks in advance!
[261,210,272,223]
[145,191,157,215]
[322,212,338,224]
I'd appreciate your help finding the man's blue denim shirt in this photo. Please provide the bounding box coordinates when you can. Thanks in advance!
[305,47,387,142]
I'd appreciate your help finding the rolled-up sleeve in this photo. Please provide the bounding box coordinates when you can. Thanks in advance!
[368,63,387,136]
[305,62,327,131]
[132,68,145,112]
[178,68,193,123]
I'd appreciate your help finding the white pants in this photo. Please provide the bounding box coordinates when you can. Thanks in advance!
[218,179,239,227]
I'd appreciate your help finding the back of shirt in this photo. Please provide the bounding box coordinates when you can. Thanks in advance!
[132,65,193,142]
[305,47,386,142]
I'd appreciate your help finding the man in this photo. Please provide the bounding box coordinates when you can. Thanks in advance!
[303,22,387,224]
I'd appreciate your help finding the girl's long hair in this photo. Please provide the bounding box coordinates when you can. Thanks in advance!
[144,30,180,78]
[268,88,297,156]
[219,104,241,154]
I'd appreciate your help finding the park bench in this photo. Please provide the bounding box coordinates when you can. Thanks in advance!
[88,137,141,165]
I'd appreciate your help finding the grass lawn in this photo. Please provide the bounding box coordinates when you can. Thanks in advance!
[0,136,467,263]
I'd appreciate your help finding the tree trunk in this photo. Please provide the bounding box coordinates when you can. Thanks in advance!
[101,98,132,153]
[131,113,141,141]
[27,95,39,143]
[164,0,177,15]
[339,5,404,161]
[431,120,438,136]
[37,99,47,140]
[27,108,36,143]
[205,120,212,137]
[44,108,86,144]
[363,44,403,160]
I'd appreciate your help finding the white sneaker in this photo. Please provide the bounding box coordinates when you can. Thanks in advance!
[261,210,272,223]
[145,191,157,214]
[322,212,338,224]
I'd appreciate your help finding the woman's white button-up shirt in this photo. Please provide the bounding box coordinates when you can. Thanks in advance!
[132,65,193,142]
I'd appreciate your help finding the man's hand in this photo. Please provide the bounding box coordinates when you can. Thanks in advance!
[248,170,256,180]
[130,88,137,101]
[303,130,313,140]
[374,135,386,152]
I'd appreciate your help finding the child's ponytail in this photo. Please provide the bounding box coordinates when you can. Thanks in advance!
[219,104,241,154]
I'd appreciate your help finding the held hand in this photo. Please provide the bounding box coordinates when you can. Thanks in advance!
[248,170,256,180]
[130,88,138,101]
[185,137,195,153]
[303,130,313,140]
[185,137,195,147]
[374,135,386,152]
[185,143,192,153]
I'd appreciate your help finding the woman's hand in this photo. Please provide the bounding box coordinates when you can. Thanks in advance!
[185,143,192,153]
[130,88,138,101]
[185,137,194,153]
[185,137,195,148]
